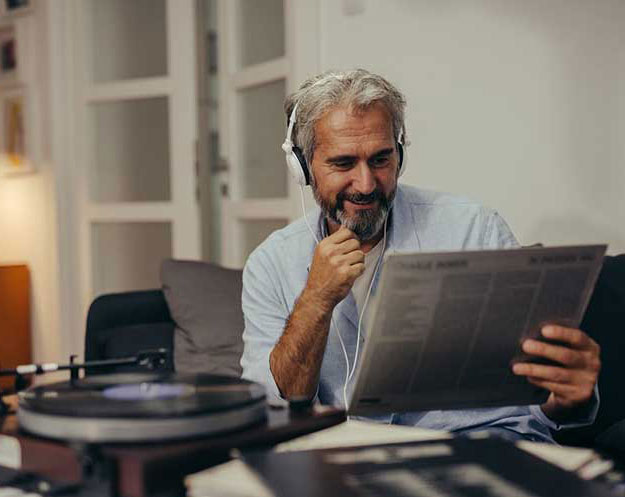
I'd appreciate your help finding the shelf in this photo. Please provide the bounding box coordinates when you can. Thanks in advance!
[232,57,288,91]
[85,77,171,103]
[87,203,175,222]
[229,198,293,219]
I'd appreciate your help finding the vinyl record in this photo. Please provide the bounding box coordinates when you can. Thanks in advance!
[17,373,267,442]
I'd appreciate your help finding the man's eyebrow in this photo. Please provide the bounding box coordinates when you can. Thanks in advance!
[326,148,395,164]
[370,148,394,158]
[326,154,358,164]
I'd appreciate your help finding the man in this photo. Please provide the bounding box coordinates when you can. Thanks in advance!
[241,69,600,442]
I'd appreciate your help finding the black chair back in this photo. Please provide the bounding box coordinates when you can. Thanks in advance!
[84,289,175,375]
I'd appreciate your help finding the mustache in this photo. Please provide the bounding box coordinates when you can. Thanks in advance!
[336,189,385,207]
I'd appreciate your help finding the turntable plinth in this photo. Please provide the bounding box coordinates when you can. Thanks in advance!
[1,402,345,497]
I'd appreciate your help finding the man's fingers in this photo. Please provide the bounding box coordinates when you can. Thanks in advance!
[327,226,358,243]
[541,325,598,352]
[521,340,586,367]
[317,229,360,259]
[526,377,595,405]
[335,238,361,254]
[344,262,365,279]
[514,327,601,414]
[339,250,365,266]
[525,377,577,396]
[512,362,574,383]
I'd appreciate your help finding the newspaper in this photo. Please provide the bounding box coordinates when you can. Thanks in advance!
[348,244,607,415]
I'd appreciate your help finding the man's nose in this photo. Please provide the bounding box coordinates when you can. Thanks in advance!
[352,162,376,194]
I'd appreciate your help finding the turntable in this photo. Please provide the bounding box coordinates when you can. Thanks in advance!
[0,351,345,497]
[18,372,267,443]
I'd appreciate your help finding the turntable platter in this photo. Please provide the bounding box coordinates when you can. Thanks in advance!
[17,373,267,442]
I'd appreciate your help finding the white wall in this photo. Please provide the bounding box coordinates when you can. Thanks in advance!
[319,0,625,254]
[0,0,63,363]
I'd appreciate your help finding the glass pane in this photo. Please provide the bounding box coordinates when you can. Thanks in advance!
[91,222,172,296]
[241,219,288,262]
[88,0,167,83]
[237,0,284,68]
[89,97,170,203]
[238,79,287,199]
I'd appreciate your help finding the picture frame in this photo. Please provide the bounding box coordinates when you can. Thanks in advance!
[0,85,33,175]
[0,0,34,19]
[0,24,17,83]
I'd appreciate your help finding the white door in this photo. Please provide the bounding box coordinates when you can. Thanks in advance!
[198,0,291,268]
[67,0,200,352]
[198,0,321,268]
[217,0,291,269]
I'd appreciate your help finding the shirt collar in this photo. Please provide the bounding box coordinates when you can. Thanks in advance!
[386,184,421,253]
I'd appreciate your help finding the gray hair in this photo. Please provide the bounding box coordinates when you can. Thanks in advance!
[284,69,407,167]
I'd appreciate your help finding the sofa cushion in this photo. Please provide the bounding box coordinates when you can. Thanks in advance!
[161,259,244,377]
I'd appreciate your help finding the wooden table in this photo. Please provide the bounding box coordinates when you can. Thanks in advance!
[0,396,345,497]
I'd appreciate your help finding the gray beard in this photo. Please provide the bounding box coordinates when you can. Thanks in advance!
[312,186,395,242]
[335,203,389,241]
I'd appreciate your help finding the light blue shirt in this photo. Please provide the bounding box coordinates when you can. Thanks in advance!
[241,184,598,442]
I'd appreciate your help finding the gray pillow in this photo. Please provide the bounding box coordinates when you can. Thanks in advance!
[160,259,244,377]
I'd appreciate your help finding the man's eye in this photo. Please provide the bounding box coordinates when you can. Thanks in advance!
[333,161,354,169]
[371,156,390,167]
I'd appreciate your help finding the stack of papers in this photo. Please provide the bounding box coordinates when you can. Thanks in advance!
[185,420,449,497]
[274,419,450,452]
[185,421,609,497]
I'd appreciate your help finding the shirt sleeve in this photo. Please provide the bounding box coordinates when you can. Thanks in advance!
[529,384,600,431]
[240,245,289,407]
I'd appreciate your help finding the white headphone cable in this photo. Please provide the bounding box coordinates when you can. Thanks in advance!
[342,213,388,409]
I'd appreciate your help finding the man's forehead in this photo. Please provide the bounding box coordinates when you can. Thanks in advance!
[314,103,394,148]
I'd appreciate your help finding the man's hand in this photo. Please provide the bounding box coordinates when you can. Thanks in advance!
[512,325,601,422]
[269,227,364,399]
[305,226,365,309]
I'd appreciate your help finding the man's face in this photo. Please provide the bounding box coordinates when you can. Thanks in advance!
[310,103,400,242]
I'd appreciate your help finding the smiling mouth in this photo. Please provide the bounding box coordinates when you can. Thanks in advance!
[346,199,378,209]
[337,189,384,211]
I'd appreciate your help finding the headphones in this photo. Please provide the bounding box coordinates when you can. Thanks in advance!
[281,103,406,186]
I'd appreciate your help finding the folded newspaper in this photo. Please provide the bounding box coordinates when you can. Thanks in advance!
[348,244,606,414]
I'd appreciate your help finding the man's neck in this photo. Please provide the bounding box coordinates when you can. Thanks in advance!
[325,219,384,254]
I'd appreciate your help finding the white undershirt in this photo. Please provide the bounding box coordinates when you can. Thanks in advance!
[351,238,385,315]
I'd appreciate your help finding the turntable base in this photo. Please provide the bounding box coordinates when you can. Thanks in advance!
[1,392,345,497]
[17,373,267,443]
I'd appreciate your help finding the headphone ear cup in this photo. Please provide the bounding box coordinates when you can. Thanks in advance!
[286,152,306,186]
[397,142,405,177]
[290,146,310,186]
